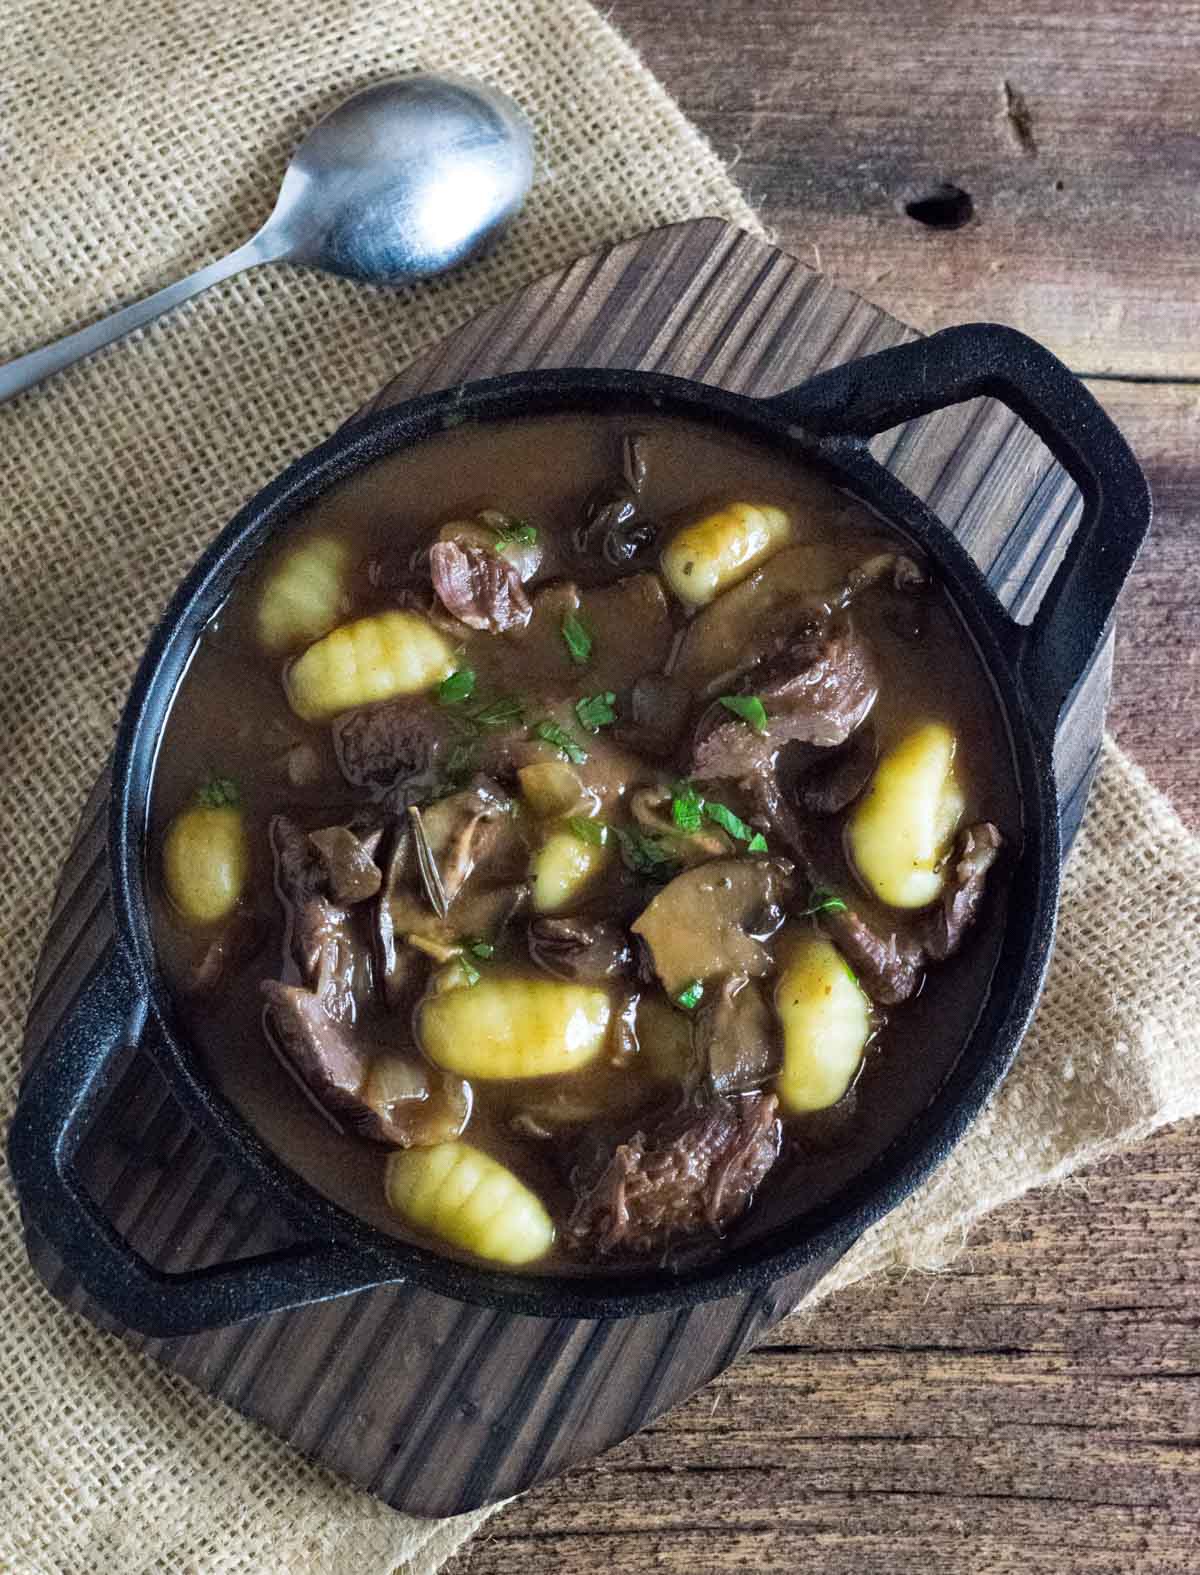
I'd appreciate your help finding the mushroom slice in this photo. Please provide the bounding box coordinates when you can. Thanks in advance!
[631,857,794,999]
[694,975,781,1093]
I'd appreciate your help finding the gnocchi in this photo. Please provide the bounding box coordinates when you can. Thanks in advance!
[848,722,965,908]
[518,761,597,820]
[285,609,456,722]
[531,827,611,913]
[418,973,611,1079]
[775,935,872,1112]
[163,792,248,925]
[385,1142,554,1264]
[660,501,791,607]
[255,535,349,654]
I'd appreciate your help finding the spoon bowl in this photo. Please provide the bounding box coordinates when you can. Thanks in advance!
[0,73,534,403]
[265,76,533,281]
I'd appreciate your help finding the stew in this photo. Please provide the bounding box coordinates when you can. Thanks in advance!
[150,411,1016,1273]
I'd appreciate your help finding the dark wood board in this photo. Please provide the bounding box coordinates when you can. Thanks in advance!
[20,219,1109,1520]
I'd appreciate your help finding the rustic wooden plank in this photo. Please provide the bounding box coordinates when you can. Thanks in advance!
[16,217,1118,1522]
[613,0,1200,377]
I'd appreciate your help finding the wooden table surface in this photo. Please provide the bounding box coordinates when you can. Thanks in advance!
[451,3,1200,1570]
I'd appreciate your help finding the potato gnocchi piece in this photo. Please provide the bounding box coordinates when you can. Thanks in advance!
[847,721,965,908]
[418,973,611,1079]
[775,934,872,1112]
[385,1142,554,1265]
[531,827,611,914]
[660,501,791,608]
[285,609,455,722]
[255,535,350,654]
[163,800,248,925]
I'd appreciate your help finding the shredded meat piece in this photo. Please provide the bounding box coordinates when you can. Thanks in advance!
[261,980,469,1146]
[566,1093,781,1257]
[269,815,368,1022]
[824,820,1004,1003]
[430,540,532,633]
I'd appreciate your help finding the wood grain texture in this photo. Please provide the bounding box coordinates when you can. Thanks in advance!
[446,2,1200,1567]
[16,217,1116,1522]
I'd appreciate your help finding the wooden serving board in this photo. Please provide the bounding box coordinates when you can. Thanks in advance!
[20,219,1108,1519]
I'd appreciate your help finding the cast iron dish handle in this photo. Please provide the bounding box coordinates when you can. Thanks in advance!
[768,322,1152,740]
[9,942,380,1337]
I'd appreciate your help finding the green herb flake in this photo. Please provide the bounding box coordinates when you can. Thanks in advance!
[196,777,239,809]
[671,783,704,834]
[438,667,477,706]
[485,512,539,547]
[561,610,594,667]
[747,832,769,853]
[800,889,849,918]
[532,719,588,765]
[718,694,769,734]
[568,816,609,847]
[702,799,757,844]
[459,955,481,987]
[466,938,495,960]
[613,826,679,880]
[470,694,525,728]
[575,691,617,732]
[676,980,704,1011]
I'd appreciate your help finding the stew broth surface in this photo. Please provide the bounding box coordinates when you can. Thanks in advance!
[151,411,1018,1274]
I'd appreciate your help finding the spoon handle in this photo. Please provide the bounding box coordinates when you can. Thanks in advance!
[0,232,281,406]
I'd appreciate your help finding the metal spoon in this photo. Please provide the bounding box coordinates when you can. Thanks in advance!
[0,74,533,405]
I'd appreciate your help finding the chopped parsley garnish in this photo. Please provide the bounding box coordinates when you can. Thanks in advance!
[800,889,849,918]
[669,783,766,852]
[532,719,588,764]
[613,826,679,879]
[671,783,704,833]
[568,816,609,846]
[196,777,239,809]
[676,980,704,1011]
[438,667,476,705]
[561,610,594,666]
[702,799,757,844]
[718,694,769,734]
[466,938,495,960]
[470,694,525,728]
[459,955,481,987]
[575,691,617,732]
[487,513,538,547]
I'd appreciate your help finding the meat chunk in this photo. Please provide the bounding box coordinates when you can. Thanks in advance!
[797,725,877,815]
[527,917,633,982]
[261,980,469,1146]
[566,1093,781,1257]
[822,820,1004,1003]
[822,906,926,1006]
[692,621,879,782]
[269,815,368,1022]
[430,540,532,633]
[332,697,457,804]
[924,821,1003,962]
[308,824,383,904]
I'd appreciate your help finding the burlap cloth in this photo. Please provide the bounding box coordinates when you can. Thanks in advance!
[1,1,1198,1570]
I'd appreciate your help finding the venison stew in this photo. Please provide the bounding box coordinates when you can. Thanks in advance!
[150,411,1017,1276]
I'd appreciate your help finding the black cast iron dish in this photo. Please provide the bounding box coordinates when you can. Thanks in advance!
[9,323,1151,1337]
